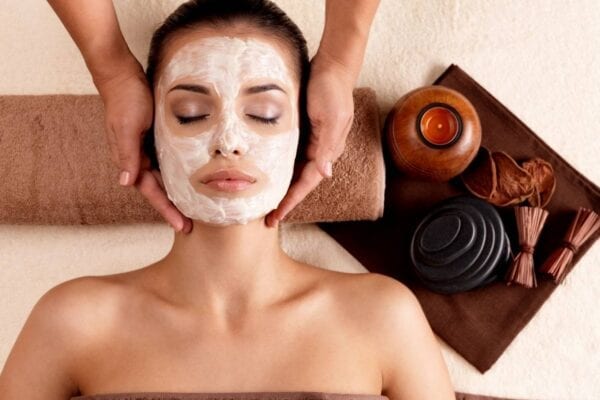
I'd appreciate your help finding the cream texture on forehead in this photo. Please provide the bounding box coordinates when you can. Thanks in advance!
[154,36,299,225]
[160,35,293,93]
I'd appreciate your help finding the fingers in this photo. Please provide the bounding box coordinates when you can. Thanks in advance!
[150,168,165,189]
[305,71,354,179]
[112,118,143,187]
[266,160,324,228]
[105,124,121,167]
[135,168,193,233]
[264,67,355,227]
[105,121,142,187]
[98,70,154,187]
[310,104,354,179]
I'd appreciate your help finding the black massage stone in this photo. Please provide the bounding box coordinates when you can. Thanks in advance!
[409,195,512,294]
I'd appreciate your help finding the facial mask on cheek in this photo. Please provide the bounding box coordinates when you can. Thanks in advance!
[154,36,300,226]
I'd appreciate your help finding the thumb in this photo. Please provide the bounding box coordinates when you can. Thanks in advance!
[310,124,349,179]
[314,152,333,179]
[115,126,144,186]
[307,123,336,179]
[308,101,354,179]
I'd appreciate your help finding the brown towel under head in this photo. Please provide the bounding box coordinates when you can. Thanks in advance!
[320,64,600,373]
[0,88,384,225]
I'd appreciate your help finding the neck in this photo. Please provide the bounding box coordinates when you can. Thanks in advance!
[155,217,298,319]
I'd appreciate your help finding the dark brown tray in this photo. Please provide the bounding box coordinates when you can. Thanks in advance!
[319,64,600,373]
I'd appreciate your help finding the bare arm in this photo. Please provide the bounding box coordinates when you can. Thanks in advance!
[370,275,456,399]
[46,0,192,233]
[46,0,138,84]
[318,0,380,83]
[0,284,82,399]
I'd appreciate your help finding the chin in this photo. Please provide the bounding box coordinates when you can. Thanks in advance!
[166,174,289,226]
[176,195,279,226]
[192,214,268,227]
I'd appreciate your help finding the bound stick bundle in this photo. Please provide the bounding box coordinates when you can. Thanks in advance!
[539,207,600,284]
[505,206,549,288]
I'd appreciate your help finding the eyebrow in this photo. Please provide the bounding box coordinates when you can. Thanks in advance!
[168,84,210,94]
[168,83,286,95]
[243,83,286,95]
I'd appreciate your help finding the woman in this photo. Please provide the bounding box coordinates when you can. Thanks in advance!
[0,1,455,399]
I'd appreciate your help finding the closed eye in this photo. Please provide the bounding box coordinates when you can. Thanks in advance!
[246,114,279,125]
[176,114,209,125]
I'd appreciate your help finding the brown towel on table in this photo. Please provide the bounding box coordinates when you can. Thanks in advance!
[0,88,384,225]
[320,64,600,373]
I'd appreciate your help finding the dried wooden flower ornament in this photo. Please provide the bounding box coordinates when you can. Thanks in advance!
[460,148,557,208]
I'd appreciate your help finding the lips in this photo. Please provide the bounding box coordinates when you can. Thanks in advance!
[201,169,257,184]
[199,168,257,193]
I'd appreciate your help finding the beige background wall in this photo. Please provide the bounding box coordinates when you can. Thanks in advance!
[1,1,599,398]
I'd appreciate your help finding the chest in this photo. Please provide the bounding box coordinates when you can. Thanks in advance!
[75,304,382,395]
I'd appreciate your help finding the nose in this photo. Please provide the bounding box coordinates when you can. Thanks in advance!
[209,127,249,158]
[212,144,243,157]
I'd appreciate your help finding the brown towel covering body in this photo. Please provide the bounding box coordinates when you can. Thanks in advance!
[69,390,518,400]
[0,88,384,225]
[320,64,600,373]
[70,392,388,400]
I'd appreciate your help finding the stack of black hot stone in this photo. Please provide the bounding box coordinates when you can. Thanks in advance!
[409,195,512,294]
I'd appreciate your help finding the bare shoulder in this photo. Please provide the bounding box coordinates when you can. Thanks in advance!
[37,274,127,333]
[14,274,129,355]
[336,271,431,345]
[0,274,127,399]
[308,269,418,339]
[324,270,417,317]
[329,272,455,399]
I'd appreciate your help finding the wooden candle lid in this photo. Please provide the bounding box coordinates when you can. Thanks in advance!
[385,85,482,182]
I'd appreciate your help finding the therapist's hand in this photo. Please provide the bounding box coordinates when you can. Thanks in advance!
[265,51,355,228]
[96,64,192,233]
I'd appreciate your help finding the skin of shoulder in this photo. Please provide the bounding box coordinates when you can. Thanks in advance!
[0,269,454,399]
[345,272,455,400]
[0,275,123,399]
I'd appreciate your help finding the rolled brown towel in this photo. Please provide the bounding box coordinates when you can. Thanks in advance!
[0,87,384,225]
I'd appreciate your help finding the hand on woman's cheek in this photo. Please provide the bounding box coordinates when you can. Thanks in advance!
[153,36,300,226]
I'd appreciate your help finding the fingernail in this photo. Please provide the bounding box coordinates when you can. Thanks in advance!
[324,161,333,178]
[269,214,279,228]
[172,220,183,232]
[119,171,130,186]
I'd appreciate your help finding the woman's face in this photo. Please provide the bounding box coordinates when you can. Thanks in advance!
[154,29,300,226]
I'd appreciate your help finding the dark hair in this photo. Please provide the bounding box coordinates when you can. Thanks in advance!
[142,0,311,171]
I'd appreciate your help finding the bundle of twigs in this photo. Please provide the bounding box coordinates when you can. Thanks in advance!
[539,207,600,284]
[505,206,549,288]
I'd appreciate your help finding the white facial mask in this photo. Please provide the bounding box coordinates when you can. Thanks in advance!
[155,36,300,226]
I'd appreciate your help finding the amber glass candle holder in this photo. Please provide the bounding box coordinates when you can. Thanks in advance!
[385,86,481,182]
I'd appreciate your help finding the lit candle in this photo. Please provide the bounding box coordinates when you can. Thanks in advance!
[418,105,460,146]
